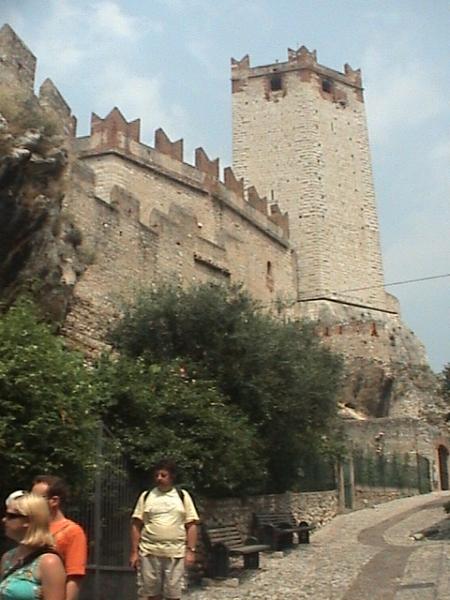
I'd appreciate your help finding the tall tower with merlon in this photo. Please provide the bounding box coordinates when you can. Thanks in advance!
[231,46,392,317]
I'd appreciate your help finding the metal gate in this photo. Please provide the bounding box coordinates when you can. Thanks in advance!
[69,427,141,600]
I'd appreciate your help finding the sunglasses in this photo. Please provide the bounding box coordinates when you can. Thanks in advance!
[4,512,27,520]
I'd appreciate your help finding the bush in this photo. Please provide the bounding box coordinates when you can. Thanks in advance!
[0,86,61,138]
[95,357,266,497]
[0,300,99,497]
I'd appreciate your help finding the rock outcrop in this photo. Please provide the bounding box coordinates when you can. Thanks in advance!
[0,106,85,322]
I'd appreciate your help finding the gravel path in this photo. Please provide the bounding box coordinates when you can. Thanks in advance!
[187,492,450,600]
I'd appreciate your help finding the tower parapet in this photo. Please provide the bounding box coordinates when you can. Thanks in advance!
[231,46,363,101]
[287,45,317,66]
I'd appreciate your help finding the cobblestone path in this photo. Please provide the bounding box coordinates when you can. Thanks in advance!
[187,492,450,600]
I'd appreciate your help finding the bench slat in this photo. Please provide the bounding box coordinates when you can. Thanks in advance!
[229,544,270,554]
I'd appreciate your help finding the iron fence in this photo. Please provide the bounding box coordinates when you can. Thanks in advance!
[352,449,431,493]
[296,455,336,492]
[69,427,141,600]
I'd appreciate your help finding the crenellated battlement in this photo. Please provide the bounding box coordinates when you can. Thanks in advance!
[287,45,317,66]
[231,44,362,94]
[0,24,37,92]
[154,128,183,161]
[195,146,220,178]
[0,25,76,138]
[39,78,77,136]
[77,109,290,243]
[90,107,140,152]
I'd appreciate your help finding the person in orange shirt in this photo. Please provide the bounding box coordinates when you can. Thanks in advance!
[31,475,87,600]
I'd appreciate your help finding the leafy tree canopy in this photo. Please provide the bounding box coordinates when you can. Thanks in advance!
[0,300,99,497]
[109,284,344,492]
[96,357,266,497]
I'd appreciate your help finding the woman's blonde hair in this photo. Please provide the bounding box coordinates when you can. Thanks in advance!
[10,493,55,548]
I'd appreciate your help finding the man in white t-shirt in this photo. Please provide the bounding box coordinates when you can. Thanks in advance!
[130,459,199,600]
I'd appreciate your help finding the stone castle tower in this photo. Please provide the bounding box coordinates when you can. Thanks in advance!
[231,47,393,318]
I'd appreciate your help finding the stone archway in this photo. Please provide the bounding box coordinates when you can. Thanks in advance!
[437,445,449,490]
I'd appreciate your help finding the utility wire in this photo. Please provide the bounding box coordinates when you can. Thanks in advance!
[261,272,450,309]
[338,273,450,294]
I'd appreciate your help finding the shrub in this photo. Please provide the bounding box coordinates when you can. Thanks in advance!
[0,299,99,497]
[0,86,61,138]
[95,357,266,497]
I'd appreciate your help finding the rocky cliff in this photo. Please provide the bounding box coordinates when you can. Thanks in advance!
[0,94,85,322]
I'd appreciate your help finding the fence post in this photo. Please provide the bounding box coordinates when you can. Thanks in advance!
[93,423,103,600]
[348,453,355,509]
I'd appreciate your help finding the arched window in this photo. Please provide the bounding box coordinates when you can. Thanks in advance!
[266,261,274,291]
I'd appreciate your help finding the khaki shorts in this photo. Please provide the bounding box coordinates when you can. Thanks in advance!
[138,554,185,598]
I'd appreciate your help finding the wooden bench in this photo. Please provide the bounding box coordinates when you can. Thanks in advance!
[201,523,270,578]
[252,512,315,550]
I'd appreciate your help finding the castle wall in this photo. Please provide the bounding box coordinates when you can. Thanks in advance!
[232,50,387,312]
[61,138,297,354]
[61,162,159,353]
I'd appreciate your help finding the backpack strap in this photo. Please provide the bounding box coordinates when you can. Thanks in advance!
[177,488,185,504]
[142,488,185,505]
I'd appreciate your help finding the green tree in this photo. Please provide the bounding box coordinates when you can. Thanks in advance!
[96,357,266,497]
[110,284,344,492]
[0,300,99,497]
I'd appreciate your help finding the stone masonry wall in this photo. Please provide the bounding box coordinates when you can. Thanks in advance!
[353,486,418,511]
[198,490,339,538]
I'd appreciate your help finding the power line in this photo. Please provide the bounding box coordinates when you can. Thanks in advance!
[261,272,450,309]
[335,273,450,294]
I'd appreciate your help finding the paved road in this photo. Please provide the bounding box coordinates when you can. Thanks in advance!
[188,491,450,600]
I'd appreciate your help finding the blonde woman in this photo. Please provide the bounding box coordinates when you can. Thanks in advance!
[0,491,65,600]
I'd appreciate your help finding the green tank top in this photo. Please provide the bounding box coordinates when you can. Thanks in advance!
[0,549,43,600]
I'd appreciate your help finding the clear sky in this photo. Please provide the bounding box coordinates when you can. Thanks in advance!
[2,0,449,372]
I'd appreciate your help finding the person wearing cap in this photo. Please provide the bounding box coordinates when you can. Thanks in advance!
[1,491,66,600]
[31,476,87,600]
[130,459,199,600]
